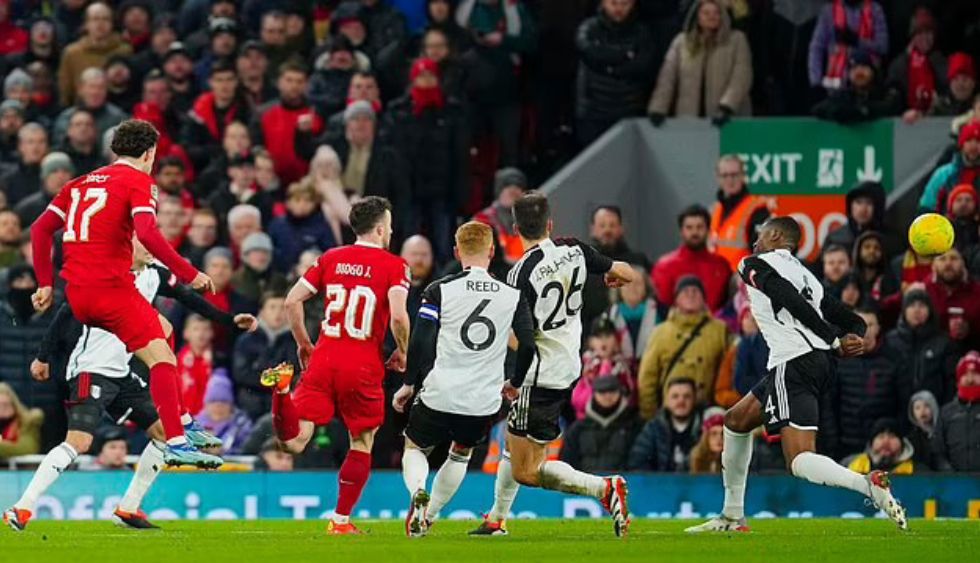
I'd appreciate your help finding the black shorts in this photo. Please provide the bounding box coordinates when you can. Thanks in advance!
[67,372,159,435]
[404,400,493,450]
[750,350,831,435]
[507,386,569,443]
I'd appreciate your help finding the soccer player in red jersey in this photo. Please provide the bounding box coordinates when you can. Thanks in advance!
[262,196,411,535]
[29,119,223,469]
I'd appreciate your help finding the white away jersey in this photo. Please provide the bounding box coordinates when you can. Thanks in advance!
[740,249,831,369]
[417,267,526,416]
[508,238,613,389]
[66,266,164,379]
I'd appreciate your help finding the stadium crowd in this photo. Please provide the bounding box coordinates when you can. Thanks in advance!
[1,0,979,477]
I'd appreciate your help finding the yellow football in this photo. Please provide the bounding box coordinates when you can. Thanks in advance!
[908,213,955,257]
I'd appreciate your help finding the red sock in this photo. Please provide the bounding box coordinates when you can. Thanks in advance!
[272,392,300,442]
[164,332,188,418]
[149,363,184,441]
[336,450,371,517]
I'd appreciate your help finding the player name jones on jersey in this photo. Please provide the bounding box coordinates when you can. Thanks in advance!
[466,280,501,293]
[531,245,585,284]
[335,262,374,278]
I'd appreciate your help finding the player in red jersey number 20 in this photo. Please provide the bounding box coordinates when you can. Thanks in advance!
[262,196,411,535]
[29,119,222,469]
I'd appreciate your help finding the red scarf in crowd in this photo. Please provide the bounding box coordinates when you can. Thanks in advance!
[0,417,19,442]
[825,0,875,87]
[191,92,240,141]
[907,47,936,111]
[409,58,445,116]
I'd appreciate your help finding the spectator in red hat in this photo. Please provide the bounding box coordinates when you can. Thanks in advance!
[652,204,732,317]
[933,53,976,117]
[920,120,980,213]
[946,184,979,255]
[932,351,980,471]
[689,407,725,474]
[886,7,947,123]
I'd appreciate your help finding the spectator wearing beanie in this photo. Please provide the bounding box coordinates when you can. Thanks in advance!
[636,275,729,419]
[689,406,725,474]
[2,70,36,132]
[14,152,74,227]
[473,167,528,265]
[0,122,47,207]
[807,0,888,93]
[812,47,902,123]
[195,369,253,454]
[57,2,133,107]
[922,248,980,350]
[0,100,25,164]
[252,60,323,187]
[652,204,732,318]
[884,289,958,408]
[267,182,337,274]
[232,233,289,304]
[946,184,980,258]
[887,7,947,123]
[920,121,980,214]
[574,0,657,146]
[561,375,642,473]
[933,351,980,471]
[844,417,915,475]
[832,308,898,459]
[182,59,252,172]
[648,0,752,124]
[192,17,241,90]
[386,57,467,262]
[907,390,939,470]
[933,53,976,117]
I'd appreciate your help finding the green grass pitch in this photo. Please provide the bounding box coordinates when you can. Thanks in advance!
[4,519,977,563]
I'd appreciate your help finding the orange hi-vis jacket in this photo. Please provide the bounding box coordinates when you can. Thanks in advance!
[710,194,769,272]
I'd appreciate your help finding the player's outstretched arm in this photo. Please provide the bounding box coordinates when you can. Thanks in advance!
[132,212,203,287]
[29,209,65,311]
[387,286,411,372]
[740,256,839,347]
[151,266,257,331]
[284,280,317,369]
[605,260,636,288]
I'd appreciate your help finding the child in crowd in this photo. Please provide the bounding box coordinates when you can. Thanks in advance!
[572,317,636,421]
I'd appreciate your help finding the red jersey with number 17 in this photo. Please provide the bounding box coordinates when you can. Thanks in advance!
[300,242,410,373]
[46,161,158,288]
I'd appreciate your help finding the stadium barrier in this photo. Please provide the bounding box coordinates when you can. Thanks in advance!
[1,471,977,521]
[542,117,953,261]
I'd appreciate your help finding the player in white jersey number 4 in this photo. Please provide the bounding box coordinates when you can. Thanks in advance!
[392,222,537,538]
[468,194,636,537]
[686,217,907,534]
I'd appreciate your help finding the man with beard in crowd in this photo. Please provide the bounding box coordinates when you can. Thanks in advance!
[581,205,650,332]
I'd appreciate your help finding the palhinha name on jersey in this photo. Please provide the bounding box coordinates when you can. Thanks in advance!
[531,246,585,283]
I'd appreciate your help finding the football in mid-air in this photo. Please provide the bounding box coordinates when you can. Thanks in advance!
[908,213,955,256]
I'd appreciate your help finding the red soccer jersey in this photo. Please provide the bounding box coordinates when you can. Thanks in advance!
[300,242,410,373]
[47,161,158,288]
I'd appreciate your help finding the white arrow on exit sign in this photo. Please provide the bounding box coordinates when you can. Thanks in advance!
[856,145,883,182]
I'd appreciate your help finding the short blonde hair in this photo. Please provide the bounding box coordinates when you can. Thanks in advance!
[455,221,493,257]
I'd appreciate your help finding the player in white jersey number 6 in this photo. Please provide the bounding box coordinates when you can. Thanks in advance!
[469,193,637,538]
[686,217,907,534]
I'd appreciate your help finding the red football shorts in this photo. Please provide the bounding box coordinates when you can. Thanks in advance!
[292,345,384,435]
[65,283,165,353]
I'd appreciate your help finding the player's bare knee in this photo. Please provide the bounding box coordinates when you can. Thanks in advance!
[65,431,93,454]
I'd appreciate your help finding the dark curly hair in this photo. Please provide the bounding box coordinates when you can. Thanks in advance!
[110,119,159,158]
[349,196,392,235]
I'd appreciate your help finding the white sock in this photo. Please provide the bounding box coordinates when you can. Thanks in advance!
[165,436,187,446]
[538,460,607,498]
[721,427,753,519]
[401,447,429,496]
[118,441,165,513]
[428,450,470,518]
[791,451,869,496]
[180,413,193,426]
[488,453,520,521]
[16,442,78,511]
